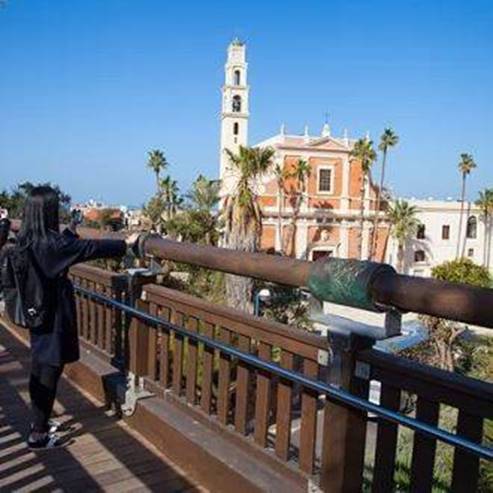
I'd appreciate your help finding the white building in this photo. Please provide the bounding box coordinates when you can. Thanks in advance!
[388,198,492,276]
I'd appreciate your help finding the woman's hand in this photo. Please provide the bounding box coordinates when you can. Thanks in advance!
[68,209,83,234]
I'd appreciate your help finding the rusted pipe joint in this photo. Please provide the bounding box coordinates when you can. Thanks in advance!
[308,257,396,312]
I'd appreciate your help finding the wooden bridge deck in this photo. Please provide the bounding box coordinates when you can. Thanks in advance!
[0,325,205,493]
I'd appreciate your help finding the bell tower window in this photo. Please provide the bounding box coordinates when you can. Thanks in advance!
[233,122,239,135]
[234,70,241,86]
[232,95,242,113]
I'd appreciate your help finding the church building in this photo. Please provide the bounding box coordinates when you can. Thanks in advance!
[219,40,390,262]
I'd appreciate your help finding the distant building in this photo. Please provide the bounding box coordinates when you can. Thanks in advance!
[218,40,389,261]
[217,41,492,272]
[254,127,389,261]
[390,199,493,276]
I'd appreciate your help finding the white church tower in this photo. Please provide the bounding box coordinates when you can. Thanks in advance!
[220,39,249,194]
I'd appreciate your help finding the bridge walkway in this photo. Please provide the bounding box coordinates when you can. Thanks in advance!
[0,324,204,493]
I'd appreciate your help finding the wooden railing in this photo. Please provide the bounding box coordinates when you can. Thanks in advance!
[69,264,128,364]
[359,349,493,493]
[135,284,328,476]
[68,263,493,492]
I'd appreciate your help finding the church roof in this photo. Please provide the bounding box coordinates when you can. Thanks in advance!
[255,132,356,152]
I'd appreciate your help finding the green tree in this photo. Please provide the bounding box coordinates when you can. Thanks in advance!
[288,159,311,256]
[143,195,166,232]
[387,200,420,273]
[476,188,493,269]
[456,153,477,258]
[273,163,290,254]
[160,175,182,221]
[165,175,221,246]
[147,149,168,194]
[162,175,224,304]
[432,257,491,288]
[222,145,275,312]
[187,174,221,212]
[350,138,377,259]
[404,258,491,371]
[370,128,399,260]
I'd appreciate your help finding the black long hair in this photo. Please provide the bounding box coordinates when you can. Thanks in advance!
[18,186,60,245]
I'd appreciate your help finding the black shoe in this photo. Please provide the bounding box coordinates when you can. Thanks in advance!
[27,433,63,450]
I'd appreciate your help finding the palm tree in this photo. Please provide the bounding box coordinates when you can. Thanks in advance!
[350,138,377,259]
[370,128,399,260]
[273,163,289,254]
[160,176,181,220]
[456,153,476,258]
[476,188,493,269]
[387,200,420,273]
[187,175,221,245]
[165,175,221,246]
[187,174,221,212]
[147,149,168,194]
[223,145,275,312]
[288,159,311,256]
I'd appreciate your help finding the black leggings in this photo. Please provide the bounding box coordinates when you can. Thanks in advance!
[29,359,64,433]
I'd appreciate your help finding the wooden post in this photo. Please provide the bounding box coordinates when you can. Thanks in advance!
[128,298,150,377]
[320,333,373,493]
[125,271,156,377]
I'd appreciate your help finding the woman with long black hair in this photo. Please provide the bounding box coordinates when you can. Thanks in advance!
[16,186,138,449]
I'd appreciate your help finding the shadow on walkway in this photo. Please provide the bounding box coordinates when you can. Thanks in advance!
[0,324,203,493]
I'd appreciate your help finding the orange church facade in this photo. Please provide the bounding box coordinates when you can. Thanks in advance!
[255,126,390,262]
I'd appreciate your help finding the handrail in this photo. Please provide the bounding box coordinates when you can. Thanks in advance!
[9,220,493,328]
[74,284,493,461]
[141,236,493,327]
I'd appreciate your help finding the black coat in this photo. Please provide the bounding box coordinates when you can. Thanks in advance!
[29,229,126,366]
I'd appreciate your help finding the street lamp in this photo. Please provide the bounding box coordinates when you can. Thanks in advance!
[254,288,271,317]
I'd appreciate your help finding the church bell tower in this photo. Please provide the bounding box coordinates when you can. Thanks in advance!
[220,39,249,194]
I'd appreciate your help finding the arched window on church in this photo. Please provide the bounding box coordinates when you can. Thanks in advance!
[232,95,242,113]
[233,122,239,135]
[466,216,477,239]
[234,70,241,86]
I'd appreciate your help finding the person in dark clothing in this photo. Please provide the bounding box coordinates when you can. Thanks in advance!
[0,217,10,250]
[15,186,138,449]
[29,360,65,437]
[0,218,12,299]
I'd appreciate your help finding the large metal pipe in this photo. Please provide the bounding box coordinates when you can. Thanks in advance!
[371,271,493,328]
[145,236,310,287]
[143,236,493,328]
[8,220,493,328]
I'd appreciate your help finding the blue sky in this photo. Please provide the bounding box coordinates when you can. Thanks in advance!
[0,0,492,206]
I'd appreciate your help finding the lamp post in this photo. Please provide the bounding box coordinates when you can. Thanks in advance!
[254,288,271,317]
